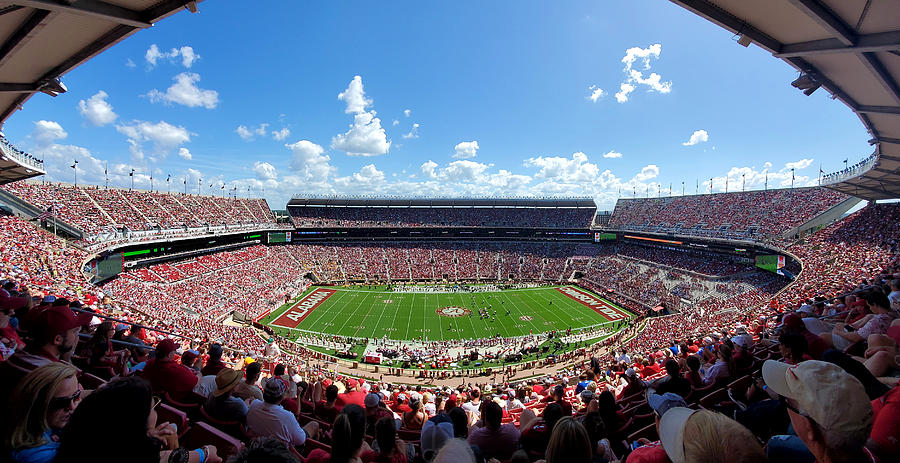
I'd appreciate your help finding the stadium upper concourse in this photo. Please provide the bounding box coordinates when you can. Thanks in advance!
[0,1,899,463]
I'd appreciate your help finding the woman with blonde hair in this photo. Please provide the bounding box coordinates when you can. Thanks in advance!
[4,362,81,463]
[544,416,593,463]
[660,408,767,463]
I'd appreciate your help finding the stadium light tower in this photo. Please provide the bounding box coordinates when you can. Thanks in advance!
[198,178,202,195]
[167,175,171,194]
[682,181,685,196]
[71,159,78,187]
[129,168,135,190]
[742,173,745,192]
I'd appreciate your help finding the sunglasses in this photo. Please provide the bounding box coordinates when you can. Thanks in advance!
[50,389,82,410]
[780,396,809,417]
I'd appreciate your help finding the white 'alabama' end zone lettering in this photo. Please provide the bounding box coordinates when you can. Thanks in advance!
[557,286,628,321]
[271,288,336,328]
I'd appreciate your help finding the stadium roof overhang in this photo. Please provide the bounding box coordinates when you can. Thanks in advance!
[0,0,202,126]
[287,197,598,208]
[669,0,900,200]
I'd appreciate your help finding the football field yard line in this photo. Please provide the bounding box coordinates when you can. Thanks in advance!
[519,287,575,331]
[338,289,375,336]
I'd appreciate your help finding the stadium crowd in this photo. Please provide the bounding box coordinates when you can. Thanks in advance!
[608,187,849,239]
[289,206,596,229]
[1,181,277,239]
[1,191,899,462]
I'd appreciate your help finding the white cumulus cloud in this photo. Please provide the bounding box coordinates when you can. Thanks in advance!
[177,147,192,160]
[615,44,671,103]
[32,120,67,145]
[116,120,192,154]
[587,85,605,102]
[452,141,479,159]
[682,129,709,146]
[286,140,334,182]
[78,91,118,126]
[525,152,599,183]
[236,123,268,141]
[253,161,278,180]
[403,123,420,139]
[332,76,391,156]
[603,151,622,158]
[145,44,199,68]
[271,127,290,141]
[147,72,218,109]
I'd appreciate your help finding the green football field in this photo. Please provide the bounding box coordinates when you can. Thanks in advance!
[262,285,632,341]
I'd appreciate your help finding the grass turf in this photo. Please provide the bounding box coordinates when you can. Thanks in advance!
[262,285,630,341]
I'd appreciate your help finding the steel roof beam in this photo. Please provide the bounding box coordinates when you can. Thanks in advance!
[13,0,152,29]
[0,82,37,92]
[871,138,900,146]
[857,105,900,115]
[667,0,782,53]
[775,31,900,58]
[786,0,857,46]
[859,52,900,105]
[0,9,49,66]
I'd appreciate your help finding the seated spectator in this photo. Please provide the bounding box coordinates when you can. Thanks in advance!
[595,390,627,456]
[233,361,263,402]
[658,408,767,462]
[85,321,128,377]
[763,360,875,463]
[227,437,297,463]
[365,392,398,436]
[1,288,28,360]
[421,418,454,462]
[781,313,827,360]
[5,363,80,463]
[551,385,573,417]
[520,402,563,457]
[778,333,811,365]
[461,388,482,417]
[315,384,340,424]
[651,359,691,398]
[335,378,367,409]
[402,396,426,430]
[544,417,592,463]
[362,416,408,463]
[434,437,476,463]
[702,344,734,386]
[580,411,618,463]
[467,401,520,460]
[55,376,221,463]
[308,404,369,463]
[139,338,199,401]
[1,305,91,398]
[204,368,248,423]
[683,355,703,388]
[246,377,318,447]
[826,291,897,351]
[201,343,227,376]
[869,385,900,462]
[627,390,688,462]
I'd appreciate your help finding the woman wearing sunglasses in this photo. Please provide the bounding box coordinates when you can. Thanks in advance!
[4,362,81,463]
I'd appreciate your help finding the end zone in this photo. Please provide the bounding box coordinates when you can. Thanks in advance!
[270,288,337,328]
[556,286,630,321]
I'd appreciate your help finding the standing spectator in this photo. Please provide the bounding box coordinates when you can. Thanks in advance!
[4,363,80,463]
[402,396,427,430]
[139,338,199,401]
[335,378,367,409]
[466,401,520,460]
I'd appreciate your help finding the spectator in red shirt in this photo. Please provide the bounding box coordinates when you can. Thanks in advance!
[551,385,572,417]
[140,338,199,401]
[869,385,900,462]
[336,378,368,409]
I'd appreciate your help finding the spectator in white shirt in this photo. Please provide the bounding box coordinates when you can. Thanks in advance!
[246,377,318,447]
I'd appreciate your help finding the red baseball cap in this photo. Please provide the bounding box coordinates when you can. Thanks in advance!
[0,289,29,312]
[155,338,178,357]
[29,305,92,339]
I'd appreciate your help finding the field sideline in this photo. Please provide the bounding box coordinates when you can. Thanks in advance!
[260,285,632,342]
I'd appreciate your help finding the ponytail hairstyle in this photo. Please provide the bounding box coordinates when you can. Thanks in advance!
[330,404,366,463]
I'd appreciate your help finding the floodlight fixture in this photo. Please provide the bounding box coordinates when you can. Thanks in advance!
[791,72,820,96]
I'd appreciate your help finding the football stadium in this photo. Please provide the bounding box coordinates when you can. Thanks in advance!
[0,1,898,463]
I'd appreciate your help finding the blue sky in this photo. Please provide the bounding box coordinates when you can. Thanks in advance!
[2,0,871,210]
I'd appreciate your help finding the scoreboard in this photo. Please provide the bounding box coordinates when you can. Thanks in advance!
[268,231,291,243]
[594,232,617,242]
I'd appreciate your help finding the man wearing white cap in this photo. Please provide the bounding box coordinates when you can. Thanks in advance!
[762,359,876,463]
